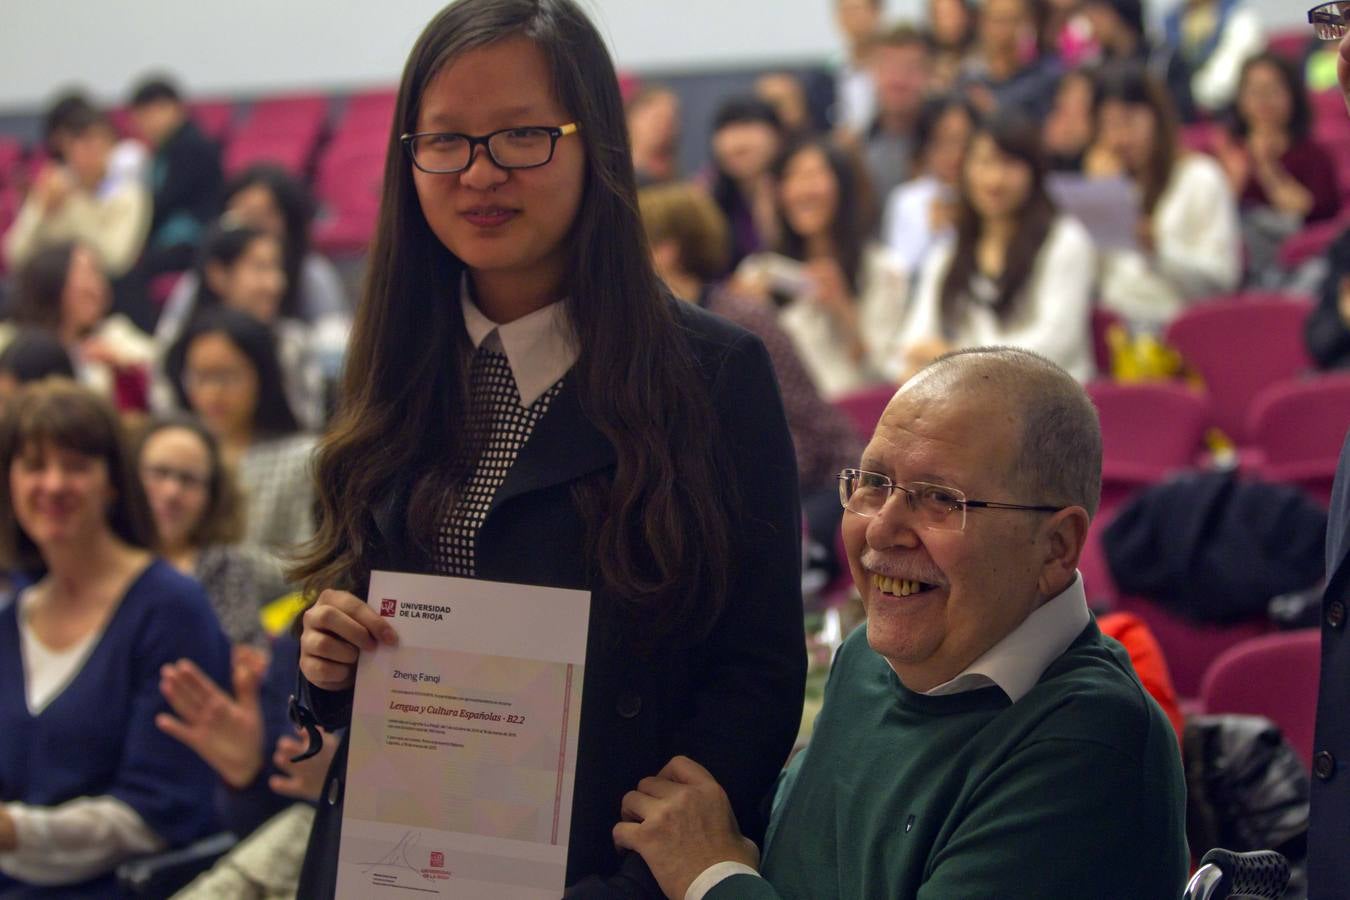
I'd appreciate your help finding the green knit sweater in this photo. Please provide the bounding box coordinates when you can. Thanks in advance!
[708,620,1188,900]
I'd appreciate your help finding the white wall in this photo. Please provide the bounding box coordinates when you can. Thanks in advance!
[0,0,1311,113]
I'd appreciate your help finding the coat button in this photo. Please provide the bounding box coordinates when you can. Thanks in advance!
[1329,600,1346,630]
[327,777,342,806]
[1314,751,1336,781]
[616,692,642,719]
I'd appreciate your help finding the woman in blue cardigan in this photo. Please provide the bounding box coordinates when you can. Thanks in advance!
[0,378,230,897]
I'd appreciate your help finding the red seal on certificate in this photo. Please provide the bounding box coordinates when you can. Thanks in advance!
[430,852,444,868]
[380,599,397,617]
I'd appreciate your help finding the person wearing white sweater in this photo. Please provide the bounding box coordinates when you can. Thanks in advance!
[736,137,910,398]
[1092,63,1242,327]
[887,116,1097,383]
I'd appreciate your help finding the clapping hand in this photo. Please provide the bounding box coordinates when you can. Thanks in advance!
[271,726,339,802]
[156,644,269,789]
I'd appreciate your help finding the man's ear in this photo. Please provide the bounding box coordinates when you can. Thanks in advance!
[1037,505,1090,598]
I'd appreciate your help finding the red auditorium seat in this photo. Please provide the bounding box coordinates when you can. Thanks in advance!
[1090,306,1123,375]
[341,89,397,129]
[240,93,328,136]
[1164,295,1315,446]
[832,385,897,441]
[1278,213,1349,271]
[0,137,23,185]
[312,145,387,256]
[1115,594,1273,699]
[1079,382,1212,608]
[1265,30,1313,62]
[189,100,236,143]
[1200,629,1321,769]
[1249,373,1350,505]
[224,93,330,177]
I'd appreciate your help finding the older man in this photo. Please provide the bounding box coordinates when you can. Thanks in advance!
[614,347,1188,899]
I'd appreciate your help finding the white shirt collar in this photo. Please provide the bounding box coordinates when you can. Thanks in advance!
[459,279,579,407]
[922,572,1092,703]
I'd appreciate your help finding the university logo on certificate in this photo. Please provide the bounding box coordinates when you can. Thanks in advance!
[336,571,590,899]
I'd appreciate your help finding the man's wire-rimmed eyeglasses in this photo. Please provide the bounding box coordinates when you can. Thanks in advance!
[837,468,1065,533]
[1309,1,1348,39]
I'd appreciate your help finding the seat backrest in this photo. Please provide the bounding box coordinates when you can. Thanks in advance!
[1164,296,1314,444]
[833,385,897,441]
[1200,629,1322,770]
[1087,380,1211,485]
[1250,374,1350,469]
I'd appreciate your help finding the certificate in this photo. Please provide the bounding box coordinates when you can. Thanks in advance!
[336,571,590,899]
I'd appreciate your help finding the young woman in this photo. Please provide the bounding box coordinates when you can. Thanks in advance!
[157,164,351,379]
[1093,63,1242,327]
[136,414,286,646]
[0,329,75,415]
[928,0,977,90]
[156,222,325,429]
[708,97,786,270]
[881,94,978,272]
[1216,52,1341,284]
[0,379,229,897]
[6,241,156,411]
[291,0,805,895]
[737,137,909,398]
[164,307,316,557]
[889,115,1097,382]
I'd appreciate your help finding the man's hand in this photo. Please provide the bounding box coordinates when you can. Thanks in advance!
[155,645,269,789]
[612,756,760,900]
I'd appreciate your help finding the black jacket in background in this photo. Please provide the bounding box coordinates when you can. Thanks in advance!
[294,300,807,898]
[148,119,223,245]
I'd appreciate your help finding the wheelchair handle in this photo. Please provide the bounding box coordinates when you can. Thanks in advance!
[1183,849,1290,900]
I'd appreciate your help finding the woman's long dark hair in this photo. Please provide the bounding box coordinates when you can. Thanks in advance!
[165,306,301,440]
[290,0,732,642]
[939,114,1057,326]
[191,221,279,315]
[11,241,77,331]
[222,164,316,320]
[1095,61,1180,214]
[771,137,870,296]
[1229,52,1312,143]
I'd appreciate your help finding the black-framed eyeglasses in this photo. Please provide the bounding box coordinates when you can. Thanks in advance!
[400,123,580,174]
[837,468,1065,533]
[1309,1,1348,39]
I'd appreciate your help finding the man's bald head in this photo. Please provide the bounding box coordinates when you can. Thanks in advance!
[905,347,1102,518]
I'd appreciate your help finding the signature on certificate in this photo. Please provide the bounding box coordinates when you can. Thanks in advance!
[358,829,430,879]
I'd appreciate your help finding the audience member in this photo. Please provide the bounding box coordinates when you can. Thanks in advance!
[709,98,786,269]
[39,92,146,194]
[1305,225,1350,369]
[627,86,683,186]
[127,76,225,278]
[7,241,155,410]
[156,633,337,834]
[1080,0,1149,63]
[1163,0,1267,120]
[1042,0,1097,67]
[136,414,287,646]
[859,25,934,207]
[158,164,350,380]
[0,330,75,414]
[927,0,977,90]
[738,137,908,398]
[613,348,1188,900]
[1093,63,1241,327]
[640,182,862,490]
[2,103,150,281]
[1044,67,1101,170]
[0,379,230,897]
[959,0,1063,119]
[881,93,976,273]
[159,221,324,429]
[890,116,1096,382]
[755,73,818,138]
[640,180,863,587]
[164,307,316,557]
[1216,52,1341,284]
[832,0,885,134]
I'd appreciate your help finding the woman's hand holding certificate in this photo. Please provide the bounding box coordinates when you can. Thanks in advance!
[300,589,400,691]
